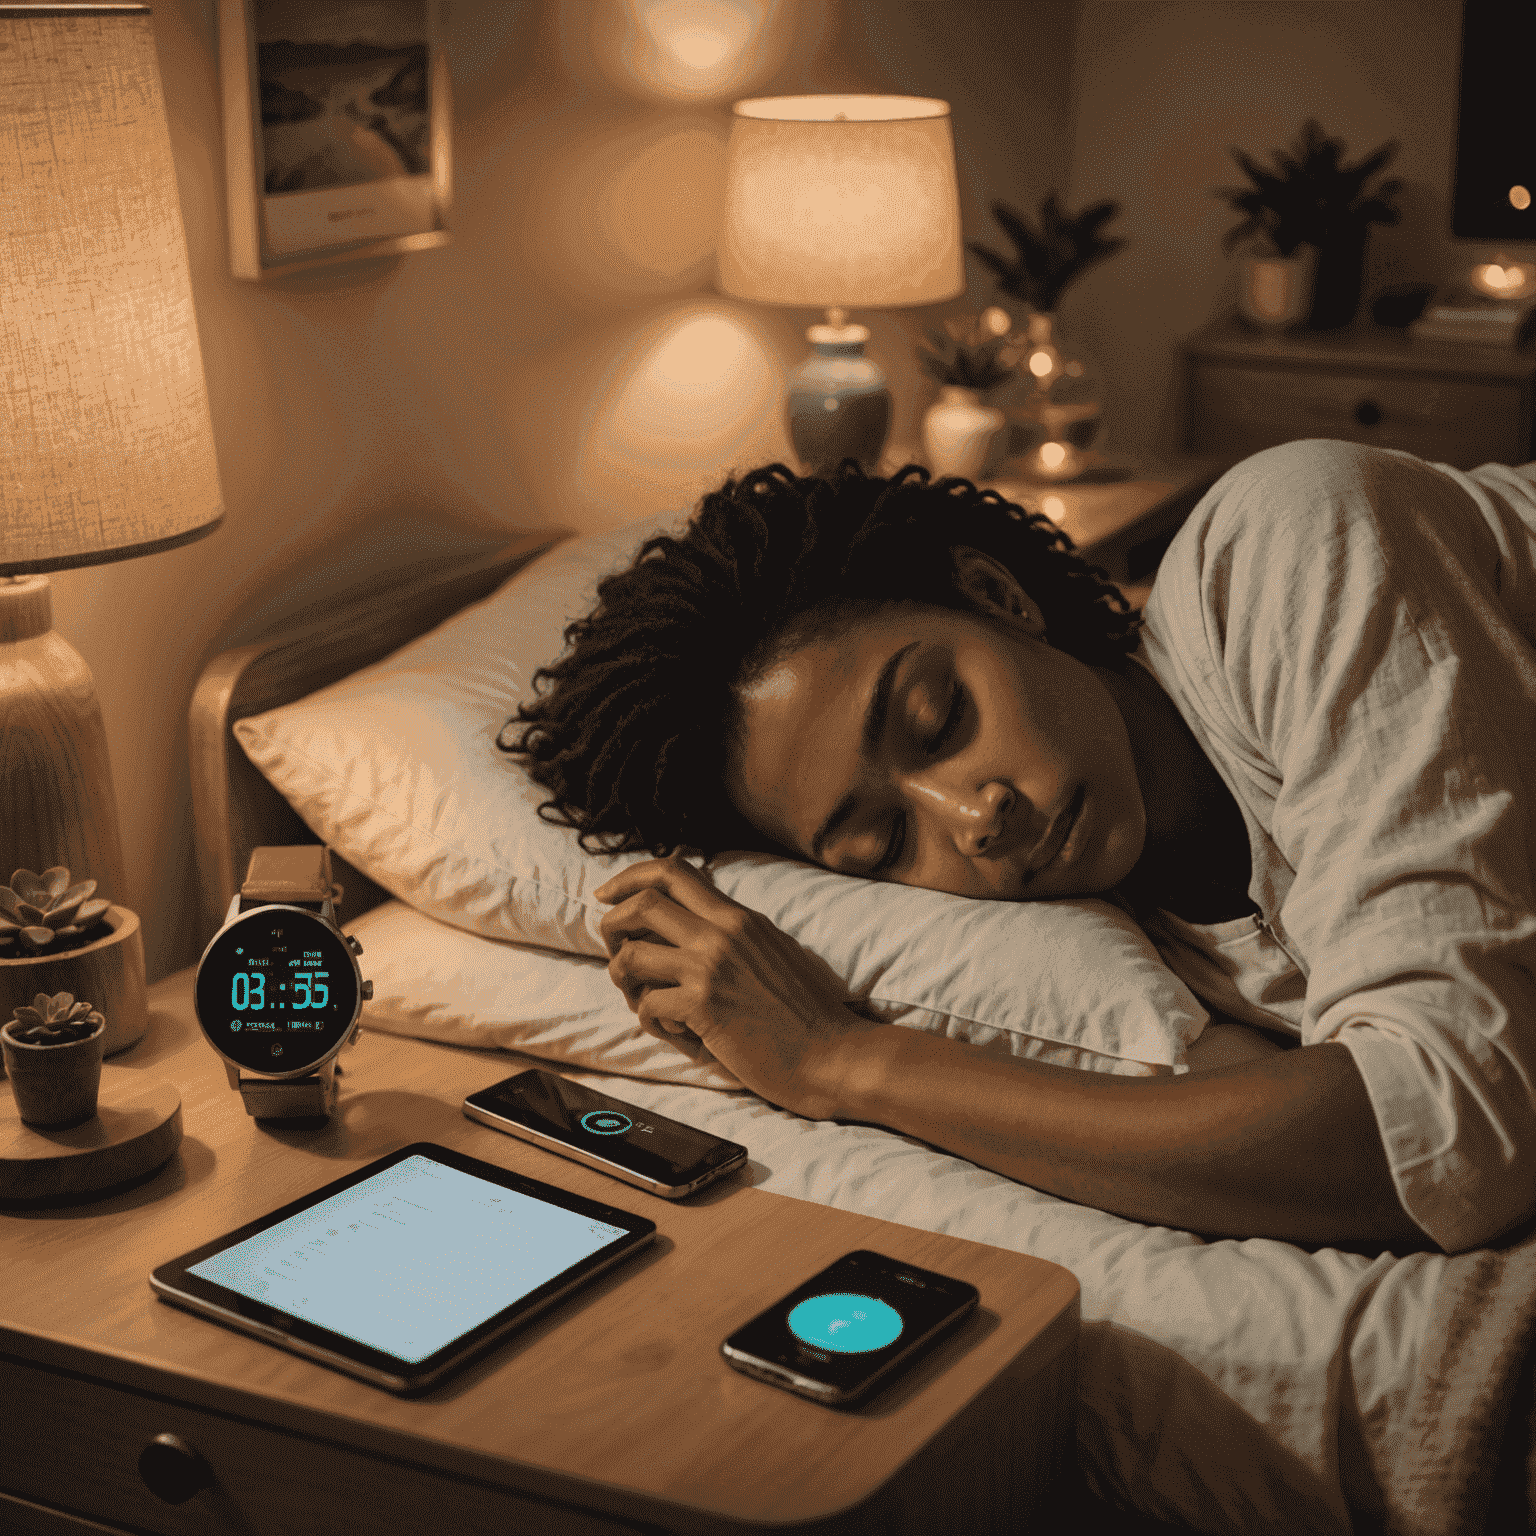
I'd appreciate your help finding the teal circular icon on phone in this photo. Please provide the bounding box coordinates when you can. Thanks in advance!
[580,1110,632,1136]
[787,1292,903,1354]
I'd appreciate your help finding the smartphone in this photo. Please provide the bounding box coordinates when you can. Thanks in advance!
[463,1068,749,1199]
[720,1249,980,1407]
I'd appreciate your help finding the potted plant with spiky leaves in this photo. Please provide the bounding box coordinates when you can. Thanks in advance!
[1215,118,1401,330]
[0,866,146,1061]
[968,194,1127,480]
[2,991,107,1126]
[917,307,1021,479]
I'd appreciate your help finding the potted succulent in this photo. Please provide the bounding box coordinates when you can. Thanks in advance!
[0,867,146,1061]
[968,193,1126,479]
[917,308,1020,480]
[1215,118,1402,331]
[2,991,107,1127]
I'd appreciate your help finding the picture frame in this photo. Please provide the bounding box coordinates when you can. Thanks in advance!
[219,0,451,281]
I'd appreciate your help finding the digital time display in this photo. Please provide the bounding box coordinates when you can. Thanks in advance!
[195,908,360,1074]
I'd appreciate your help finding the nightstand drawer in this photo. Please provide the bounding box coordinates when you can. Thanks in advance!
[1187,361,1525,466]
[0,1355,639,1536]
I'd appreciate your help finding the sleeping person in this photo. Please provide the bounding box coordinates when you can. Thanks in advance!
[499,437,1536,1256]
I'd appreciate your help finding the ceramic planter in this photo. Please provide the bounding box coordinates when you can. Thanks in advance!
[0,905,145,1066]
[2,1014,106,1127]
[1237,249,1315,331]
[922,386,1007,481]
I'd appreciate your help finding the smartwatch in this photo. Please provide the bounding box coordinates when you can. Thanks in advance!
[194,846,373,1121]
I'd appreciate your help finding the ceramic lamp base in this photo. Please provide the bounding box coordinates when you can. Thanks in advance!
[787,323,892,476]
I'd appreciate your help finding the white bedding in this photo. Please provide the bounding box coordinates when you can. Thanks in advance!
[497,1053,1447,1536]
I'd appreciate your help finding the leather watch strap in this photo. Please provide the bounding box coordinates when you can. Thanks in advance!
[238,845,340,914]
[238,1061,340,1119]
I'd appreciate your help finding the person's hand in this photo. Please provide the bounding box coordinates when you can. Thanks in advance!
[593,856,880,1119]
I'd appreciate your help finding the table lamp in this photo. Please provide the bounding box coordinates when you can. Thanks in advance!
[716,94,965,475]
[1,6,223,938]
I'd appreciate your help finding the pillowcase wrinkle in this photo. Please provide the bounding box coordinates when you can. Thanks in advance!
[234,507,1211,1083]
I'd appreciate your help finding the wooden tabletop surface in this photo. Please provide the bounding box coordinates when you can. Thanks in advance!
[2,965,1079,1531]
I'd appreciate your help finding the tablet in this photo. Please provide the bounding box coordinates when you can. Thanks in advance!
[149,1141,657,1395]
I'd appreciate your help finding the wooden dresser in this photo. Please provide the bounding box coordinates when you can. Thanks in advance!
[1183,315,1536,469]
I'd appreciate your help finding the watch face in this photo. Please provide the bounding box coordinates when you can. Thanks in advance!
[195,907,360,1074]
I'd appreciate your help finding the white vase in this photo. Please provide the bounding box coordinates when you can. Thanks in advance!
[1237,249,1315,331]
[922,386,1006,481]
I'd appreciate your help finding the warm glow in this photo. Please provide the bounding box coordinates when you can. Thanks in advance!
[585,0,796,104]
[1470,258,1536,298]
[521,116,730,304]
[1039,442,1067,469]
[639,0,752,78]
[1041,494,1067,522]
[982,305,1011,336]
[1511,185,1532,212]
[1029,347,1057,379]
[577,304,782,520]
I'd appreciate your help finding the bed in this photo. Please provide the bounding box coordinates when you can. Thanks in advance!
[189,512,1536,1536]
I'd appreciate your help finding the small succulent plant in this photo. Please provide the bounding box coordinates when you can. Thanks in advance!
[969,193,1128,315]
[918,308,1021,392]
[0,867,112,956]
[5,991,104,1046]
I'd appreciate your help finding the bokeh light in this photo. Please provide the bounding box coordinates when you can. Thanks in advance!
[576,303,783,522]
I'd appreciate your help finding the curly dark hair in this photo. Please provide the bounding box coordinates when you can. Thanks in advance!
[499,458,1140,858]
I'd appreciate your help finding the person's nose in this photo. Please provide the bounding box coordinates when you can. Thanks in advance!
[904,775,1016,857]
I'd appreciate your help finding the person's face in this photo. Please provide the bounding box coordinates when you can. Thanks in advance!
[726,586,1147,900]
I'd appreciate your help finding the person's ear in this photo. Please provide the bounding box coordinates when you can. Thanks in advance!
[952,546,1047,636]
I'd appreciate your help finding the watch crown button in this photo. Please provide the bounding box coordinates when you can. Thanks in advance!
[361,980,373,1001]
[347,935,364,955]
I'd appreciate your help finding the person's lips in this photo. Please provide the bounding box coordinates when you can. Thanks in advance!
[1023,786,1084,881]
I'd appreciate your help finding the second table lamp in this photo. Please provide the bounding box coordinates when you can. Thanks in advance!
[716,94,965,476]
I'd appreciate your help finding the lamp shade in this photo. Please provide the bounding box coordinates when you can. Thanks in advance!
[0,3,223,575]
[716,94,964,310]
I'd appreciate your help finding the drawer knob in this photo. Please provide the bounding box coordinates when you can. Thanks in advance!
[1354,398,1383,426]
[138,1432,214,1505]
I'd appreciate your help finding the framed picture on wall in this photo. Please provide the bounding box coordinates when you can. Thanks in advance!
[219,0,451,280]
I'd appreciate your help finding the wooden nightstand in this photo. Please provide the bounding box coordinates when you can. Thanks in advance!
[1182,315,1536,469]
[1,966,1080,1536]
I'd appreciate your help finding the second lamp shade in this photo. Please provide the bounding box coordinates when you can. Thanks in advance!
[716,94,964,311]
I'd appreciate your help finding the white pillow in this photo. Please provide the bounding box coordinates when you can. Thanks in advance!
[235,509,1211,1078]
[344,899,739,1089]
[347,897,1208,1083]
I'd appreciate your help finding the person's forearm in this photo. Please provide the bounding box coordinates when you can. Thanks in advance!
[824,1027,1430,1249]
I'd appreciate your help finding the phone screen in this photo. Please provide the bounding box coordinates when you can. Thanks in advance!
[463,1069,746,1193]
[721,1249,979,1405]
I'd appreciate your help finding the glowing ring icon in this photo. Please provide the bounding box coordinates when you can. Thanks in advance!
[787,1292,904,1354]
[580,1110,633,1136]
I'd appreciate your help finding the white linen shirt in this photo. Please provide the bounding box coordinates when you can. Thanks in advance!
[1135,438,1536,1255]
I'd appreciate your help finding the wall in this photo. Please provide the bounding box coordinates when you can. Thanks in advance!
[32,0,1077,982]
[1063,0,1531,462]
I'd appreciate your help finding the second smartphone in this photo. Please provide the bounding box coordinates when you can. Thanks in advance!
[463,1068,748,1198]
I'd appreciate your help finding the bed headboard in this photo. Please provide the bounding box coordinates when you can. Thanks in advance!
[188,529,569,936]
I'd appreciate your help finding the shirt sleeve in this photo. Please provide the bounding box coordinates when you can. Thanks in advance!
[1163,439,1536,1254]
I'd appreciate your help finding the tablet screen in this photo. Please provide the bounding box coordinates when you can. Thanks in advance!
[185,1151,633,1366]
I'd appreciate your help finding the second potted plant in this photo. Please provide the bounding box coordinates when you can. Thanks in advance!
[2,991,107,1127]
[917,308,1019,480]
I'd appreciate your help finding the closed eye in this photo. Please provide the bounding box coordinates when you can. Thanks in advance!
[928,684,965,754]
[873,813,906,875]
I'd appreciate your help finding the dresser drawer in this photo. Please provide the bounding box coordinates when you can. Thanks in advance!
[0,1355,641,1536]
[1187,360,1527,467]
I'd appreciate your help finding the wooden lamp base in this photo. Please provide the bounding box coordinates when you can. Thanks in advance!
[1,576,144,1053]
